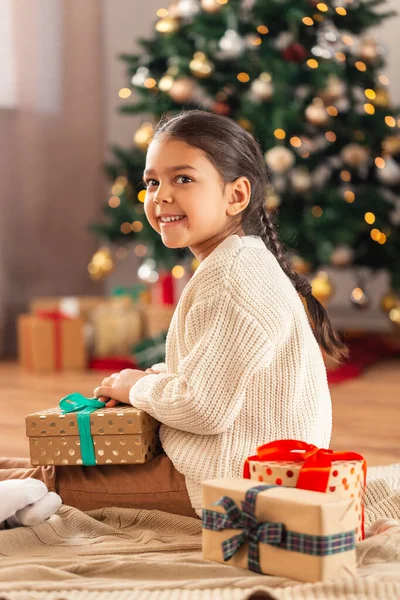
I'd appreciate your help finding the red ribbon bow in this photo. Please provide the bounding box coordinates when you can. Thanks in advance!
[243,439,367,540]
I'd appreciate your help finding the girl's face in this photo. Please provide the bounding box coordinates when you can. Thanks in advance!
[143,135,250,262]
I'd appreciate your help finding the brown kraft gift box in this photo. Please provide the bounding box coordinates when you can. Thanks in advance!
[26,405,161,466]
[18,313,86,372]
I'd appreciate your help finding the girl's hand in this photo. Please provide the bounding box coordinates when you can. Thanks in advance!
[93,369,149,408]
[145,362,167,375]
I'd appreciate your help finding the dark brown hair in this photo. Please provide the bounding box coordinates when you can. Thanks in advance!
[154,109,348,363]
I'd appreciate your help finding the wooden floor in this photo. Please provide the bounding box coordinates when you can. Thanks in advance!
[1,360,399,466]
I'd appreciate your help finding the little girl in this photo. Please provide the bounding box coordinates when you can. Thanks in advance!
[0,110,347,524]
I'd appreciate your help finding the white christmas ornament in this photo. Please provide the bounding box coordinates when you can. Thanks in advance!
[250,77,274,101]
[376,157,400,186]
[131,67,149,87]
[201,0,221,12]
[305,103,329,126]
[176,0,201,19]
[330,245,354,267]
[312,164,332,188]
[341,143,370,168]
[274,31,294,51]
[265,146,295,174]
[290,168,312,193]
[320,74,346,102]
[218,29,246,59]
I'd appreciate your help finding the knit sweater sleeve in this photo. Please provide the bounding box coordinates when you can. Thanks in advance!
[129,290,273,435]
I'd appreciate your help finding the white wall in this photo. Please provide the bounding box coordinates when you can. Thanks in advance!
[102,0,400,155]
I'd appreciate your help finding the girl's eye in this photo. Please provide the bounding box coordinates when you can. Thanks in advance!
[175,175,193,184]
[143,175,193,188]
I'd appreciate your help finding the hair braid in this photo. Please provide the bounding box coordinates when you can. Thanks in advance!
[259,204,347,362]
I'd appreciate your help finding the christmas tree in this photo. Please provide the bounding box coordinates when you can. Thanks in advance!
[90,0,400,321]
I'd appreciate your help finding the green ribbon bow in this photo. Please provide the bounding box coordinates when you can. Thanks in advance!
[59,393,105,465]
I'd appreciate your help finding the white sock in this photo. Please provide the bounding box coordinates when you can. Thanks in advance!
[0,479,48,526]
[6,491,62,528]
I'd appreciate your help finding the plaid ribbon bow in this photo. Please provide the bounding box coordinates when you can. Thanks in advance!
[202,484,356,573]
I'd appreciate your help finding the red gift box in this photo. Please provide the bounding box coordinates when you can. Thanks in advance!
[244,439,367,541]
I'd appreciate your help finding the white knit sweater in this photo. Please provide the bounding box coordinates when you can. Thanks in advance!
[129,234,332,515]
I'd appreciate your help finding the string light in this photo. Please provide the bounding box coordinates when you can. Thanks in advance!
[156,8,168,17]
[307,59,319,69]
[364,103,375,115]
[120,222,132,234]
[325,131,336,142]
[351,288,364,302]
[257,25,269,34]
[342,34,354,46]
[344,190,355,203]
[385,116,396,127]
[302,17,314,26]
[336,7,347,15]
[237,72,250,82]
[217,0,229,4]
[316,3,328,11]
[144,78,157,89]
[326,106,338,116]
[137,190,146,202]
[274,128,286,139]
[340,170,351,182]
[172,265,185,279]
[378,234,387,245]
[379,75,389,85]
[131,221,143,232]
[134,244,148,257]
[312,206,323,217]
[375,157,385,169]
[108,196,121,208]
[119,88,132,99]
[365,212,376,224]
[290,136,302,147]
[355,61,367,72]
[365,89,376,100]
[335,52,346,62]
[251,37,262,46]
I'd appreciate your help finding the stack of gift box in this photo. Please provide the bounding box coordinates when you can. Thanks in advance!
[202,439,367,583]
[17,267,193,373]
[24,388,367,585]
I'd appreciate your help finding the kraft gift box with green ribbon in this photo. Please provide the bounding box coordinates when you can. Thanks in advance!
[202,478,357,583]
[25,393,161,466]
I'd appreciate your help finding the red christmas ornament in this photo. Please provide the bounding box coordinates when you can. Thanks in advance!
[282,43,308,63]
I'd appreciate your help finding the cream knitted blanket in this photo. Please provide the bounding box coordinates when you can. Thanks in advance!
[0,463,399,600]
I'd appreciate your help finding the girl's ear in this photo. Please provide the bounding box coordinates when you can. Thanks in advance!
[226,176,251,217]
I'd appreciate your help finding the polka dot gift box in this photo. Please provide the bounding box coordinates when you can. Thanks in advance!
[25,393,161,466]
[243,439,367,542]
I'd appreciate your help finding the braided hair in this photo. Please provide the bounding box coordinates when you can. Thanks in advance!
[153,110,348,363]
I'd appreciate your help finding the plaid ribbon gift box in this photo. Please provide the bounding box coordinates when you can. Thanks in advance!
[243,439,367,542]
[202,477,357,583]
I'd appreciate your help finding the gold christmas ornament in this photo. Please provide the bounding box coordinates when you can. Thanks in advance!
[340,143,370,168]
[155,16,179,34]
[359,37,379,62]
[133,122,154,150]
[169,78,196,103]
[319,74,346,103]
[389,304,400,328]
[201,0,221,12]
[374,87,390,107]
[87,247,114,281]
[330,244,354,267]
[380,290,398,313]
[305,102,329,127]
[311,271,334,305]
[383,135,400,156]
[264,146,295,174]
[291,255,312,275]
[189,52,214,78]
[265,192,281,211]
